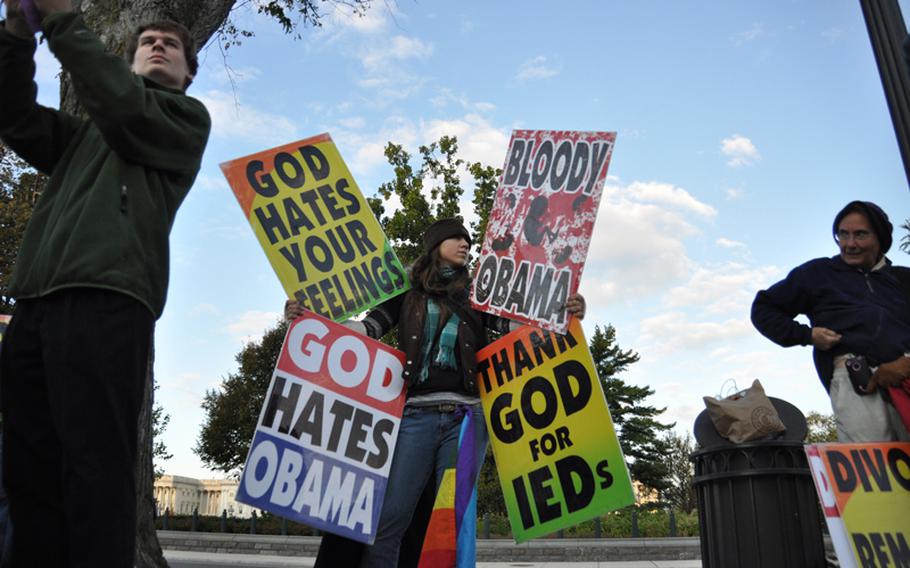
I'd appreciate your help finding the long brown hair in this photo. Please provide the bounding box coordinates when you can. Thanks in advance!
[410,248,470,325]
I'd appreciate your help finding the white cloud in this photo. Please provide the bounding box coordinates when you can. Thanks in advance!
[327,2,389,33]
[716,237,746,249]
[720,134,760,167]
[197,90,297,145]
[224,310,281,344]
[338,116,366,129]
[420,114,510,166]
[333,111,508,187]
[332,115,419,175]
[515,55,558,81]
[725,187,744,200]
[360,35,433,71]
[625,181,717,218]
[582,183,708,305]
[731,23,764,46]
[430,89,496,114]
[639,312,753,354]
[662,262,779,315]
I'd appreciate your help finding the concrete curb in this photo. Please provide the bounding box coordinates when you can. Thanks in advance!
[157,531,701,562]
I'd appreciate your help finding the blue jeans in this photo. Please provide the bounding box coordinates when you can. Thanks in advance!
[360,404,487,568]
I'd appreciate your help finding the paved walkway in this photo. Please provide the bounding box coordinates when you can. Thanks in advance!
[165,549,703,567]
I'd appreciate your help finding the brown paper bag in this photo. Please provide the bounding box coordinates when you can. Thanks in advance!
[702,379,785,443]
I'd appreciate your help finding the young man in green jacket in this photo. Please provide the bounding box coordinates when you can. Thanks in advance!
[0,0,210,564]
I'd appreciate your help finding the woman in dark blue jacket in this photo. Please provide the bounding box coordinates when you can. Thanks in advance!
[751,201,910,442]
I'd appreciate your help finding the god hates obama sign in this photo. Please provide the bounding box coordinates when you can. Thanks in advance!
[472,130,615,334]
[806,443,910,568]
[477,318,633,542]
[236,310,407,544]
[221,133,409,322]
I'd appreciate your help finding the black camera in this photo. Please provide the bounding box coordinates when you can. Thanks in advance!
[845,356,872,395]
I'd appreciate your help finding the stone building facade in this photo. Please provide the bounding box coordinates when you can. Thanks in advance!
[154,475,256,518]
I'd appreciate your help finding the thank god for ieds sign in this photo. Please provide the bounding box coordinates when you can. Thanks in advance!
[807,442,910,568]
[221,134,409,322]
[477,319,634,542]
[472,130,615,334]
[236,310,408,544]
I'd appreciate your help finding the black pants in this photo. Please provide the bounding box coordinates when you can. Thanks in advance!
[0,289,153,567]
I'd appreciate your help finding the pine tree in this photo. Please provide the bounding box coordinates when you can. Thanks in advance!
[662,431,696,513]
[588,325,674,496]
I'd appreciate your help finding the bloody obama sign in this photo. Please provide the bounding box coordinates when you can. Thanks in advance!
[472,130,615,334]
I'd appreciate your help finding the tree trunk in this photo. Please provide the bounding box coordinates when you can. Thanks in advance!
[135,344,167,568]
[60,0,236,115]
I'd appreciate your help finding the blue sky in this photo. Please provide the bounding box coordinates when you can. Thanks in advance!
[24,1,910,478]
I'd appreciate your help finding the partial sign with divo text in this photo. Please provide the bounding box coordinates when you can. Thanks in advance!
[236,310,408,544]
[471,130,615,333]
[806,442,910,568]
[221,133,409,322]
[477,318,633,542]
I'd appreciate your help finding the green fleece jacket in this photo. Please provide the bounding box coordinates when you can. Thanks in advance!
[0,13,211,318]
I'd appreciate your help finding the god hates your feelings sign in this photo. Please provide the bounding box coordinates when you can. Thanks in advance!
[472,130,615,334]
[221,133,409,322]
[477,318,634,542]
[236,311,408,544]
[806,442,910,568]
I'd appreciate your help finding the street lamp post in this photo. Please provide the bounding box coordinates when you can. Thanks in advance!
[860,0,910,188]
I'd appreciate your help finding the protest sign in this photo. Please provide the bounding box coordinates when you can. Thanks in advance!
[806,442,910,568]
[477,318,634,542]
[471,130,615,334]
[236,309,408,544]
[221,133,409,322]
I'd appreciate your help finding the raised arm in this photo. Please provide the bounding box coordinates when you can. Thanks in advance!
[751,267,824,348]
[0,0,83,173]
[41,10,209,173]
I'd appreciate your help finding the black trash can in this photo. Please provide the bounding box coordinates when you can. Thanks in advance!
[691,397,826,568]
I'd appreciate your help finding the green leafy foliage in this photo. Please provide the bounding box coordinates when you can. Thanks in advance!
[152,383,174,478]
[0,143,43,313]
[475,508,700,538]
[805,410,838,443]
[194,319,288,473]
[368,136,502,264]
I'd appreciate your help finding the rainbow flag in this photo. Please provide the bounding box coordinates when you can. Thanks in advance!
[418,407,482,568]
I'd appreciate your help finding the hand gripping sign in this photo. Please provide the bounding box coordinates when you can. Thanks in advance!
[471,130,615,334]
[221,133,410,322]
[806,442,910,568]
[236,310,407,544]
[477,318,633,542]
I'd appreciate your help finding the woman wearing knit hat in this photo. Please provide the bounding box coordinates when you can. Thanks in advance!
[751,201,910,442]
[286,217,586,567]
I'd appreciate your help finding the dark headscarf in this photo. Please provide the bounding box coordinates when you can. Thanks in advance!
[832,200,893,254]
[423,218,471,254]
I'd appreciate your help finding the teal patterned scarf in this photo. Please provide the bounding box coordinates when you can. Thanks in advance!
[417,267,462,383]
